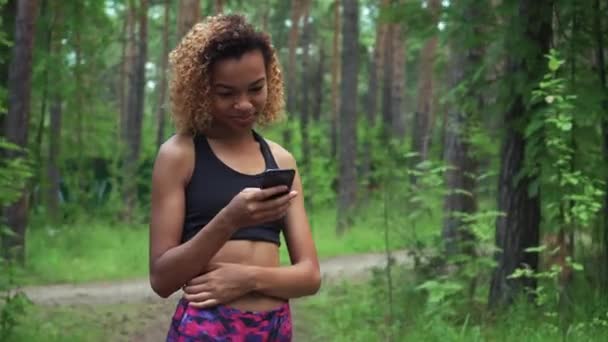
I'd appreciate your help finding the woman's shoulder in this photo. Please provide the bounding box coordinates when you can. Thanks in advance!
[264,138,297,169]
[154,134,196,179]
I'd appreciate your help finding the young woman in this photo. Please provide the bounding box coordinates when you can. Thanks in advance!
[149,14,321,341]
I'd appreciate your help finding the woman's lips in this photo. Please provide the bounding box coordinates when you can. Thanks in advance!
[232,113,255,124]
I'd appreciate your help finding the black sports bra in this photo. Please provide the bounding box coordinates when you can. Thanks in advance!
[181,130,284,245]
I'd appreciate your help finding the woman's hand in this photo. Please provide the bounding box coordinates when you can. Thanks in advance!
[220,186,297,229]
[182,263,254,308]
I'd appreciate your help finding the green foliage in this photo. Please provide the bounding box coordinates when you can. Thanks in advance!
[0,140,33,339]
[298,277,608,341]
[525,50,605,232]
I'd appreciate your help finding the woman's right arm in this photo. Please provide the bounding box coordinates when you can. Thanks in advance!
[148,138,235,298]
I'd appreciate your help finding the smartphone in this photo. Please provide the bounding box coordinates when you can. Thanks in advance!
[260,168,295,199]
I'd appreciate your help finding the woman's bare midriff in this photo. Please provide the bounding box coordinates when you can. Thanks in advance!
[202,240,285,312]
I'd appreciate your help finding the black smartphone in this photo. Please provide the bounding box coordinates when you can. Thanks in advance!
[260,168,295,199]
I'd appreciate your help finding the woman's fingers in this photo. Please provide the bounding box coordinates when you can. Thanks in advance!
[183,291,213,303]
[254,190,297,211]
[188,298,220,308]
[183,283,211,294]
[254,186,289,201]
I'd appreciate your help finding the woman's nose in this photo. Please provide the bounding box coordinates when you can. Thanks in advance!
[234,97,254,111]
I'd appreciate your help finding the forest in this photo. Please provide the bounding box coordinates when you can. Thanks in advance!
[1,0,608,341]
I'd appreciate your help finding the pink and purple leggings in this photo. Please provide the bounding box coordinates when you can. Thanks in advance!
[166,298,292,341]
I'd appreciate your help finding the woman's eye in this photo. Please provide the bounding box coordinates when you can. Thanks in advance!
[217,92,233,98]
[250,87,263,93]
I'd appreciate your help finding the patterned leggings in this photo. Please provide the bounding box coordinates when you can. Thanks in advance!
[166,298,292,342]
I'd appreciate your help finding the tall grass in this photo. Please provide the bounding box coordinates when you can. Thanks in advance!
[18,197,441,286]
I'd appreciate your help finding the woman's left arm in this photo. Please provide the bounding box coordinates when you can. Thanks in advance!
[247,161,321,299]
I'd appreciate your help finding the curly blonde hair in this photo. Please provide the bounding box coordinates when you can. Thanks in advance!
[168,14,285,134]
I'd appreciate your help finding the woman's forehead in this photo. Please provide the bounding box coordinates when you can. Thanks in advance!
[211,50,267,87]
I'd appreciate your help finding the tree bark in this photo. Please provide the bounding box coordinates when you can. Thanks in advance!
[362,2,386,188]
[330,0,341,158]
[412,0,440,171]
[286,0,304,117]
[593,0,608,290]
[312,45,325,122]
[442,0,482,258]
[390,21,406,139]
[299,5,312,171]
[123,0,148,221]
[337,0,358,234]
[489,0,552,308]
[2,0,39,263]
[214,0,224,14]
[381,24,393,140]
[156,0,170,150]
[46,0,64,223]
[177,0,200,40]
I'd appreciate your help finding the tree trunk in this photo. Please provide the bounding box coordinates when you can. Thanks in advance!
[34,0,51,196]
[312,45,325,122]
[123,0,148,221]
[489,0,552,308]
[299,5,312,171]
[286,0,304,117]
[337,0,358,234]
[362,4,386,188]
[381,24,393,140]
[214,0,224,14]
[330,0,341,158]
[177,0,200,40]
[390,21,406,139]
[593,0,608,290]
[442,1,482,258]
[261,0,270,32]
[283,0,306,149]
[411,0,440,172]
[46,0,64,223]
[2,0,39,263]
[156,0,170,150]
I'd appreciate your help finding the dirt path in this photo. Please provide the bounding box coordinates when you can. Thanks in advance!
[17,250,412,341]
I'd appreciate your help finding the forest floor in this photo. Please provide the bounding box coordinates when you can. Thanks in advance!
[16,250,412,341]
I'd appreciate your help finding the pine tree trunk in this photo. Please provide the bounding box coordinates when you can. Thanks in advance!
[489,0,552,308]
[593,0,608,290]
[123,0,148,222]
[300,5,312,171]
[283,0,306,148]
[34,0,50,197]
[2,0,39,263]
[312,46,324,122]
[286,0,304,116]
[337,0,359,234]
[390,22,406,139]
[46,0,64,223]
[214,0,224,14]
[412,0,440,172]
[156,0,170,150]
[177,0,200,40]
[261,0,270,32]
[362,5,386,189]
[381,24,394,140]
[330,0,341,158]
[442,1,482,258]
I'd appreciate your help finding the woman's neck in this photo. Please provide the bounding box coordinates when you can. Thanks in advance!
[203,124,255,147]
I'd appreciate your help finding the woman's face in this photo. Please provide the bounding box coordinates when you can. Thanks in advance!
[209,49,268,131]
